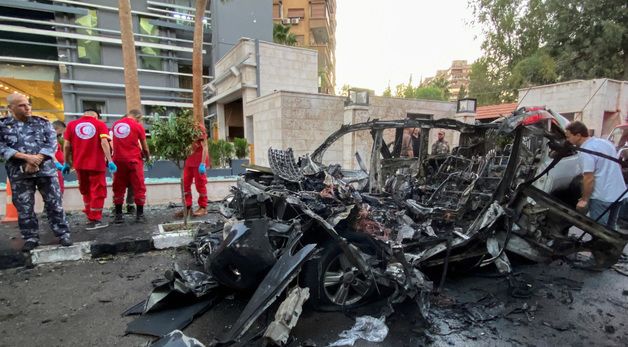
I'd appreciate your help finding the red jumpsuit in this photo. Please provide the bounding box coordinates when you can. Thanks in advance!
[183,127,209,208]
[111,117,146,206]
[64,116,110,222]
[55,143,64,194]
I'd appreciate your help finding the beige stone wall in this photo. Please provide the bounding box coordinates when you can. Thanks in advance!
[246,92,284,166]
[258,41,319,96]
[246,91,344,166]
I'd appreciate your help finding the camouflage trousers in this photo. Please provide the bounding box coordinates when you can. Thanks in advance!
[11,175,70,241]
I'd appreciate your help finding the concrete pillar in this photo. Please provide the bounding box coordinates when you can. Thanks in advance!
[216,103,227,140]
[343,105,369,169]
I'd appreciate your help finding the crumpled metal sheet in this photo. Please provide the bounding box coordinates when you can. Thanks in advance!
[217,244,317,345]
[263,287,310,346]
[151,330,206,347]
[144,263,220,314]
[127,297,220,337]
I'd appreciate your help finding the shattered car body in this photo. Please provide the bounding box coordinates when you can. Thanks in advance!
[191,107,627,345]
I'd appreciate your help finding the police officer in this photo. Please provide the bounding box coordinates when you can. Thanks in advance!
[0,93,72,251]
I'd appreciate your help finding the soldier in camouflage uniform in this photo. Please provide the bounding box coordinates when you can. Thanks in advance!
[431,130,450,155]
[0,94,72,252]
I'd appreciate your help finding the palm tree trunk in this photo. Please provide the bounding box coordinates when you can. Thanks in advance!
[192,0,208,125]
[118,0,141,111]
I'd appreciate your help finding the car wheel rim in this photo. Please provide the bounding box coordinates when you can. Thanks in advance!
[322,252,371,306]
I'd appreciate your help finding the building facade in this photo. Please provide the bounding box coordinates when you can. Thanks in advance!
[424,60,471,101]
[272,0,336,95]
[0,0,218,124]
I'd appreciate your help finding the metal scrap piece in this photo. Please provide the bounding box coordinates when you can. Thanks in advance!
[263,287,310,346]
[217,244,317,345]
[268,148,304,182]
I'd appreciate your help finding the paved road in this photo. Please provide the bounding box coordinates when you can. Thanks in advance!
[1,250,627,346]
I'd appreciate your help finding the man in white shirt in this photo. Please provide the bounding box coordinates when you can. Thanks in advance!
[565,121,626,230]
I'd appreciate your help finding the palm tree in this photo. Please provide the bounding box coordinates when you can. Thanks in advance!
[192,0,208,124]
[118,0,141,111]
[273,23,297,46]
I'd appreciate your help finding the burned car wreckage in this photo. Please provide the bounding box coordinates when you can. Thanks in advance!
[138,107,628,345]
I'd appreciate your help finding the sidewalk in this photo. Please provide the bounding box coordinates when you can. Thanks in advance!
[0,203,219,269]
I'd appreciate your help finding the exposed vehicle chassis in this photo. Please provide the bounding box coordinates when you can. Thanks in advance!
[192,108,628,345]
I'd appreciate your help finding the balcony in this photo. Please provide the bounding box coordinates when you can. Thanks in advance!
[309,2,331,44]
[310,43,330,69]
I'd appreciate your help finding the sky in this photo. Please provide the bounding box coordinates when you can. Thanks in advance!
[335,0,484,95]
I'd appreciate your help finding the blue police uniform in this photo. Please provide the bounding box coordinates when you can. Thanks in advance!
[0,115,70,242]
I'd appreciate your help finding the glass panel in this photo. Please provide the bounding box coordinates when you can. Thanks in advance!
[75,10,101,64]
[139,17,162,70]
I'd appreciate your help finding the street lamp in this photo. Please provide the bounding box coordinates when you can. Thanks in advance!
[457,98,477,113]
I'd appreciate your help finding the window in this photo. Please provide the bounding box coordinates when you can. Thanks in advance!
[139,17,162,70]
[75,10,101,64]
[82,100,105,116]
[273,3,281,18]
[287,8,305,18]
[311,3,326,17]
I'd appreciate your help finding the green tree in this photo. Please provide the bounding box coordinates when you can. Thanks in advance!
[150,110,203,226]
[273,23,297,46]
[469,0,627,85]
[394,83,406,98]
[426,75,451,100]
[338,84,351,96]
[403,75,415,98]
[457,84,468,99]
[509,50,557,89]
[545,0,627,80]
[414,86,448,101]
[468,58,505,105]
[382,82,392,97]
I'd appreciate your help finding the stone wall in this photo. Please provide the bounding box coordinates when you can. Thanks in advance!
[246,91,344,166]
[246,92,284,166]
[518,79,628,136]
[258,41,319,96]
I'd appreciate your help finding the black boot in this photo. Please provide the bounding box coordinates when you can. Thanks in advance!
[114,204,124,224]
[135,205,146,223]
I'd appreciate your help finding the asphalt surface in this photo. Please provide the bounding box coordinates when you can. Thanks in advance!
[1,249,627,347]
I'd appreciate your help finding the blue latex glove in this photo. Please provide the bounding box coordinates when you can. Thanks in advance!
[55,162,64,171]
[62,163,71,175]
[198,163,206,175]
[108,161,117,173]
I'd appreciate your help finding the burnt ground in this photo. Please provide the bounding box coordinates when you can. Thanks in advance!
[0,248,627,347]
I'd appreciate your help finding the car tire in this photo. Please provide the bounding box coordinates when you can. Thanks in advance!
[301,241,375,311]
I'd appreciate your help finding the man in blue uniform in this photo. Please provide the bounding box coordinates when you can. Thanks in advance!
[0,93,72,251]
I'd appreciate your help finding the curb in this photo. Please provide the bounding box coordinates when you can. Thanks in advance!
[0,230,196,269]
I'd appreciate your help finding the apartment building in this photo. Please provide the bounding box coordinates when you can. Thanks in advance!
[0,0,218,123]
[424,60,471,101]
[272,0,336,95]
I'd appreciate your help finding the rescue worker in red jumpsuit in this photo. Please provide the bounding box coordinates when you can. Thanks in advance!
[63,110,117,230]
[175,124,209,218]
[52,120,66,194]
[111,109,150,224]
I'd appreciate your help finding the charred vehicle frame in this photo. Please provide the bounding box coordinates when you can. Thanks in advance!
[188,107,627,345]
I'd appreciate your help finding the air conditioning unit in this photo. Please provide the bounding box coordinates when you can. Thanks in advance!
[281,18,291,25]
[291,17,300,24]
